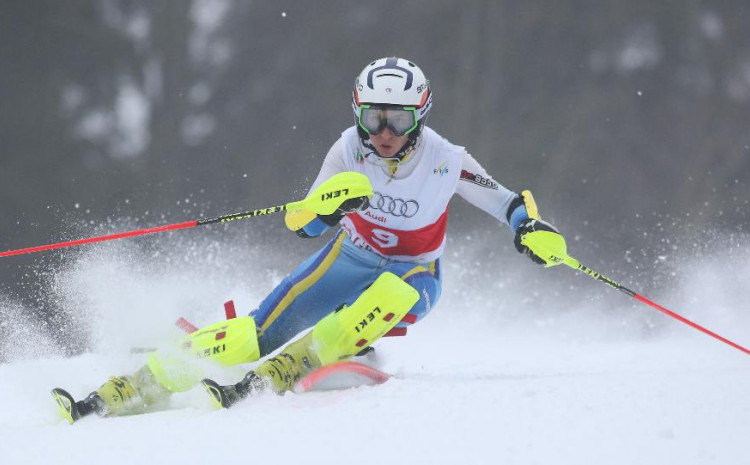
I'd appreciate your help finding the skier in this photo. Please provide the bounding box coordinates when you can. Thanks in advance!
[52,57,564,422]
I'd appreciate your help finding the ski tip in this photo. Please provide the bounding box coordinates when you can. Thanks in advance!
[295,361,391,393]
[201,379,231,410]
[51,388,79,425]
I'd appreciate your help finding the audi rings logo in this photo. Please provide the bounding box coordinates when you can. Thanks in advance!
[366,192,420,218]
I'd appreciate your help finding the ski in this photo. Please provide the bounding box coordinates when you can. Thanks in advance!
[202,361,392,409]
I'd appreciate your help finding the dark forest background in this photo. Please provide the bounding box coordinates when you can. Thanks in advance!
[2,0,749,297]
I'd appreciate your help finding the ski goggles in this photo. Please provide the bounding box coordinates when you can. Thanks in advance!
[357,105,419,137]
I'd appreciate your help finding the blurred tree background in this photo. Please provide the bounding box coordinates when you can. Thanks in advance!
[1,0,748,296]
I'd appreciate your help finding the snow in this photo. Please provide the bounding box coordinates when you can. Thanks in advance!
[0,227,748,464]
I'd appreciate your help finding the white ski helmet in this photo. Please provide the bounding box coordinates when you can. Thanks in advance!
[352,57,433,158]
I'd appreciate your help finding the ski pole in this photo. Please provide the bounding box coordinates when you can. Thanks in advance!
[565,258,750,356]
[521,229,750,357]
[1,171,372,258]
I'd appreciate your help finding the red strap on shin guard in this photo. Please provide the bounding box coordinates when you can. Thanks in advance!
[384,327,407,337]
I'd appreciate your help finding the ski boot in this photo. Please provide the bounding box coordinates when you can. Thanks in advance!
[51,366,171,424]
[203,330,318,408]
[51,373,138,424]
[51,374,139,424]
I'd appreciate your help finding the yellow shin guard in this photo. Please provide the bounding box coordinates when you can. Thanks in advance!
[312,271,418,364]
[147,315,261,392]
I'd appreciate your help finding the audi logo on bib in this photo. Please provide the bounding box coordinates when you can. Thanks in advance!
[367,192,420,218]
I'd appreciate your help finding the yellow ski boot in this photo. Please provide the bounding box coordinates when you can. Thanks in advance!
[51,365,171,424]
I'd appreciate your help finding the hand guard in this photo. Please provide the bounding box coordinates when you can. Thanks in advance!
[335,195,370,214]
[319,194,369,224]
[514,218,562,266]
[288,195,370,238]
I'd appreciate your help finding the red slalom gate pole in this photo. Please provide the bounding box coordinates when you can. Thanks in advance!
[568,260,750,357]
[0,205,287,258]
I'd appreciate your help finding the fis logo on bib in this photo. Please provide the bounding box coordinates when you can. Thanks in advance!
[433,162,449,176]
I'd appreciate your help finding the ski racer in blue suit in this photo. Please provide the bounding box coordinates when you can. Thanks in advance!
[51,57,563,421]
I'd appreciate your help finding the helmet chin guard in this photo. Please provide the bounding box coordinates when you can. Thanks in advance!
[352,57,432,160]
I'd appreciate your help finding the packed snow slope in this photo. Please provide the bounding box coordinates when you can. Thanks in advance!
[0,224,748,465]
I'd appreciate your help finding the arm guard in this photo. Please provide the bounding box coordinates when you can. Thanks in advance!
[505,189,539,233]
